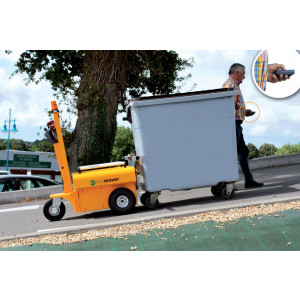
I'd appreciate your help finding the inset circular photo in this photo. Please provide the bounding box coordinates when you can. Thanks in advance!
[252,50,300,98]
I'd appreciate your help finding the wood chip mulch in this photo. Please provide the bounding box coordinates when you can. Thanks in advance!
[1,200,300,249]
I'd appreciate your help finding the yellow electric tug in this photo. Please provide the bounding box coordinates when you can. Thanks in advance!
[43,101,138,221]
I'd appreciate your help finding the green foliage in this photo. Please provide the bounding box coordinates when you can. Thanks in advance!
[110,126,135,161]
[8,50,194,106]
[0,138,53,152]
[247,143,259,159]
[0,139,30,151]
[126,51,194,99]
[258,143,278,158]
[275,143,300,155]
[30,139,54,152]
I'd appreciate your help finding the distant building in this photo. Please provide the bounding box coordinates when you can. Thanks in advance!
[0,150,61,182]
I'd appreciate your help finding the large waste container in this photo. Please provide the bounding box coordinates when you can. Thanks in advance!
[125,88,239,193]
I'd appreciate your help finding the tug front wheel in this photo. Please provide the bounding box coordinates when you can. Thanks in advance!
[43,199,66,221]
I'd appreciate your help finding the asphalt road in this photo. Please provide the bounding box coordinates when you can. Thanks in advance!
[0,163,299,242]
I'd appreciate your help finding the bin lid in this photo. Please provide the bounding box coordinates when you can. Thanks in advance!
[128,88,236,106]
[139,88,234,101]
[124,88,237,122]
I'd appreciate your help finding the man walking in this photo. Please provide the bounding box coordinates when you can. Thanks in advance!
[223,63,264,188]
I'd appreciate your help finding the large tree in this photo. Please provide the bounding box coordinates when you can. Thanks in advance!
[7,50,193,171]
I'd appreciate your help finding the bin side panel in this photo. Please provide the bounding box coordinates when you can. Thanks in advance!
[131,95,239,192]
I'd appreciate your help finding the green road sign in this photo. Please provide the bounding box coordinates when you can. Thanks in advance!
[0,154,51,169]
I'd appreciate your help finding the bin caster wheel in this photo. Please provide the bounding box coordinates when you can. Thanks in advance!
[141,192,159,209]
[43,199,66,221]
[211,183,224,197]
[109,188,136,214]
[220,185,235,200]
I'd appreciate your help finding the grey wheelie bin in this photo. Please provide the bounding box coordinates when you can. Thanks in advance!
[124,88,239,207]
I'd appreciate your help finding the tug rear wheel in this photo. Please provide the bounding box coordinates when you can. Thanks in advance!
[109,188,136,214]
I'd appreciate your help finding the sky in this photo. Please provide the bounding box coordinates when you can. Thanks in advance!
[0,50,299,149]
[174,50,300,148]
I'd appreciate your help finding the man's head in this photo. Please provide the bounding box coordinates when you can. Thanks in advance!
[229,63,245,84]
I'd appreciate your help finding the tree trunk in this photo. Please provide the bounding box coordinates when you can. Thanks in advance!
[67,51,128,172]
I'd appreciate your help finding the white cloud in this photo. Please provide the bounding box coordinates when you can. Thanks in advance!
[0,53,56,139]
[7,75,23,88]
[0,50,25,63]
[249,125,267,136]
[284,129,291,135]
[256,105,277,124]
[177,50,201,63]
[222,50,249,62]
[117,112,130,128]
[0,67,5,77]
[291,107,300,123]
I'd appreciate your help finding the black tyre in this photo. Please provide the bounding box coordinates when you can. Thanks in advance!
[211,183,224,197]
[220,185,235,200]
[140,192,160,209]
[109,188,136,214]
[211,185,222,197]
[43,199,66,221]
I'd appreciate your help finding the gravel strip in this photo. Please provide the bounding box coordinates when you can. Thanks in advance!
[1,200,300,248]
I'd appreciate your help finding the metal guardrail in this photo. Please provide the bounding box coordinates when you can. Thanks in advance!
[0,185,63,204]
[246,153,300,171]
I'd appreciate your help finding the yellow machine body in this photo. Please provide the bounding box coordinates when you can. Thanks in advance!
[73,166,136,190]
[48,101,137,214]
[72,166,137,212]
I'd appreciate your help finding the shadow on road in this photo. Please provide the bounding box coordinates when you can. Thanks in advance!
[64,183,300,222]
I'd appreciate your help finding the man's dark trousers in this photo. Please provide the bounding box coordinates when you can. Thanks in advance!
[235,120,254,184]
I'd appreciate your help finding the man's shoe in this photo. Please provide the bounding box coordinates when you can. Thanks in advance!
[245,181,264,188]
